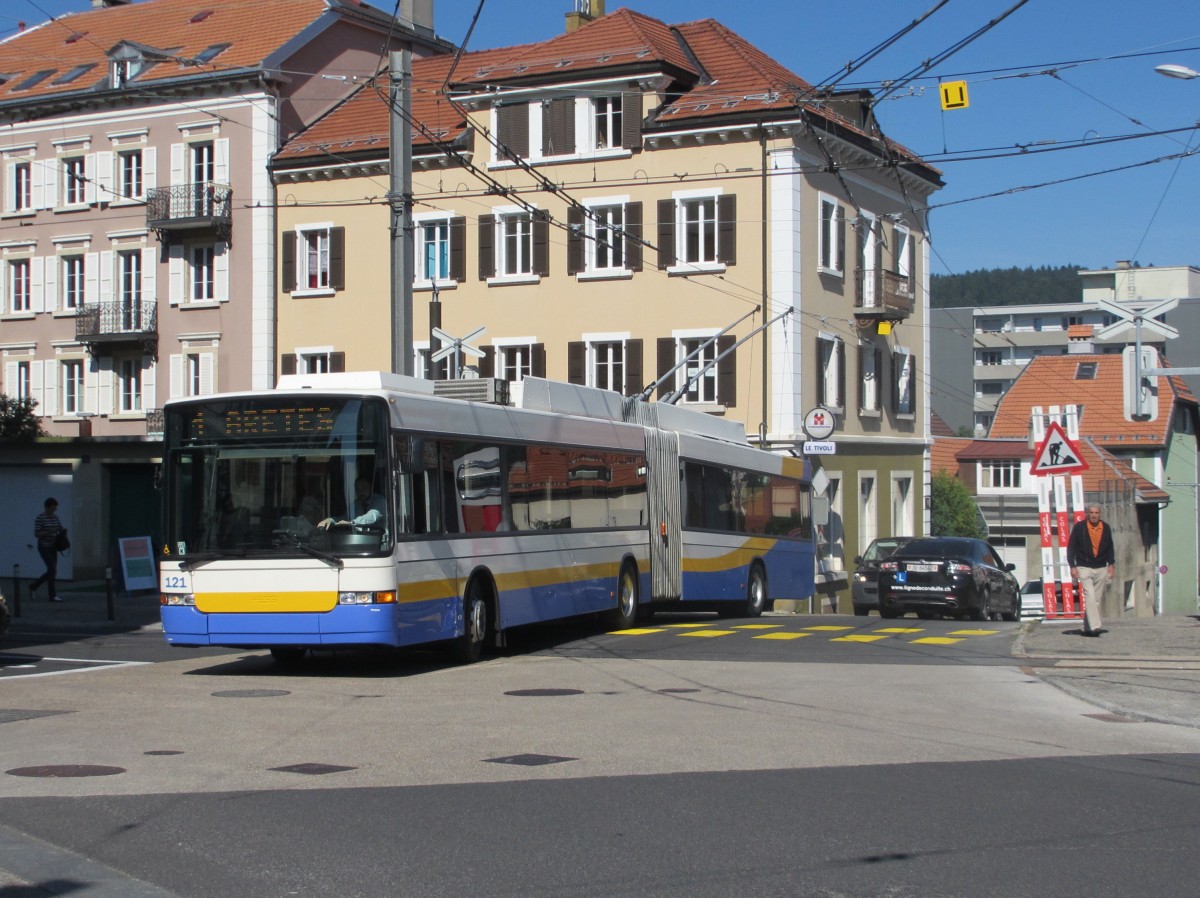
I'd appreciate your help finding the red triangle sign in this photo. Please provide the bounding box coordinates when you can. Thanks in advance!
[1031,421,1088,476]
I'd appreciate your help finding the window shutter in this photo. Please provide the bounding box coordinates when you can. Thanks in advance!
[280,231,295,292]
[143,147,156,194]
[717,334,736,407]
[85,357,99,414]
[330,351,346,373]
[44,255,57,313]
[656,199,675,269]
[837,339,846,410]
[31,256,45,314]
[478,214,495,279]
[99,250,113,304]
[450,216,466,281]
[96,151,114,202]
[168,244,184,305]
[213,241,229,302]
[531,343,546,378]
[329,227,345,290]
[3,363,14,395]
[625,201,643,272]
[84,252,99,304]
[141,246,157,306]
[543,97,575,156]
[169,354,182,399]
[199,352,215,396]
[280,353,297,376]
[32,360,46,415]
[621,91,642,150]
[717,194,737,265]
[816,338,826,407]
[98,357,113,416]
[170,143,185,187]
[624,339,643,397]
[142,356,156,413]
[533,211,550,277]
[567,341,585,384]
[837,211,846,274]
[84,154,98,204]
[566,206,584,275]
[496,104,528,161]
[42,359,57,416]
[479,346,495,379]
[39,161,57,210]
[214,138,230,184]
[656,337,674,399]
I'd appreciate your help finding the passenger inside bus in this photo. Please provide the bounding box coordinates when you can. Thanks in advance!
[318,476,385,530]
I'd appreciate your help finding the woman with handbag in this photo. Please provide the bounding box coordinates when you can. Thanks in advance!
[32,497,64,603]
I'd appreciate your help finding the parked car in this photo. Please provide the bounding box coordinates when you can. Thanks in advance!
[1020,579,1079,618]
[877,537,1021,621]
[852,536,913,616]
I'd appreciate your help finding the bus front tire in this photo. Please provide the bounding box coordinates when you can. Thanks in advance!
[269,646,306,665]
[607,564,639,630]
[452,581,489,664]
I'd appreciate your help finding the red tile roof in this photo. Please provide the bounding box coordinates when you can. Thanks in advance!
[989,353,1196,450]
[0,0,377,103]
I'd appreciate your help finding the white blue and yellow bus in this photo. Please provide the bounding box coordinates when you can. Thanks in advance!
[158,372,814,662]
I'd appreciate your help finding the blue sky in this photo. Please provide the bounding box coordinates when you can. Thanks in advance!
[5,0,1200,276]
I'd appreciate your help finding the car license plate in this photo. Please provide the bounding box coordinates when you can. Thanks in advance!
[906,563,938,573]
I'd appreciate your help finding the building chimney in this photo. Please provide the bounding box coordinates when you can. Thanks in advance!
[1067,323,1095,354]
[1115,259,1131,270]
[566,0,605,33]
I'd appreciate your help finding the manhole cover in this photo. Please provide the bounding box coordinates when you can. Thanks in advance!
[503,688,584,697]
[270,763,357,775]
[7,765,125,778]
[485,753,576,767]
[211,689,291,698]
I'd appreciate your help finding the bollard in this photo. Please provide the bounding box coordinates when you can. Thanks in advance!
[11,564,19,618]
[105,567,115,621]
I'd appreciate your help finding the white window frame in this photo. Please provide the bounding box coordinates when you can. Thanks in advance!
[61,358,85,415]
[585,200,627,275]
[891,474,914,537]
[676,192,718,268]
[857,211,879,307]
[496,209,533,277]
[61,253,85,311]
[818,332,843,411]
[116,356,143,413]
[494,338,535,383]
[978,460,1025,493]
[585,333,628,392]
[860,345,880,413]
[893,345,914,417]
[414,213,453,286]
[7,258,32,314]
[296,346,334,374]
[118,148,144,200]
[189,243,215,302]
[592,95,623,150]
[818,193,843,275]
[858,472,877,551]
[8,159,33,213]
[61,155,90,207]
[895,224,914,293]
[295,225,333,295]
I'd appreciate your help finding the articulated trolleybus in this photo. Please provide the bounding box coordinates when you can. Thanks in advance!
[159,372,814,662]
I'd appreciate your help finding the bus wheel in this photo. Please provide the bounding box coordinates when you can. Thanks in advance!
[607,563,639,630]
[452,580,488,664]
[743,564,767,618]
[269,647,306,665]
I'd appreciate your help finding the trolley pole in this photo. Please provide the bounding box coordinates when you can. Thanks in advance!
[389,50,414,376]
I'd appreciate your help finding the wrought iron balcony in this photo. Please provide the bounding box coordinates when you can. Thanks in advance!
[75,300,158,350]
[146,182,232,236]
[854,268,914,321]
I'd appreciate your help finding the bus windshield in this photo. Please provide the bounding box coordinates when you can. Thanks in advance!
[163,396,391,560]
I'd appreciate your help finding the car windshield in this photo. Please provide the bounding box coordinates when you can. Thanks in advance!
[864,539,907,562]
[892,538,974,558]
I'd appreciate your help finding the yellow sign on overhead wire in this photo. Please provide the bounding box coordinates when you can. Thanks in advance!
[940,80,969,110]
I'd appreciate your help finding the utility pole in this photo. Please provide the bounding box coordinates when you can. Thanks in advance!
[389,50,414,376]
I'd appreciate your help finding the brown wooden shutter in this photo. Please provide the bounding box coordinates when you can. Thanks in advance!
[857,346,867,409]
[531,343,546,378]
[624,338,643,397]
[717,334,736,407]
[657,199,675,270]
[625,202,642,272]
[837,211,846,274]
[567,341,586,384]
[717,195,736,266]
[656,337,674,399]
[478,213,495,280]
[815,337,826,407]
[280,353,297,375]
[621,91,642,150]
[533,211,550,277]
[450,216,466,282]
[543,97,575,156]
[329,227,346,290]
[837,339,846,409]
[566,206,584,275]
[496,104,528,160]
[280,232,295,292]
[330,352,346,373]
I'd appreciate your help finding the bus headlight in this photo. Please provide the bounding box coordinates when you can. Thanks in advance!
[339,592,374,605]
[161,593,196,606]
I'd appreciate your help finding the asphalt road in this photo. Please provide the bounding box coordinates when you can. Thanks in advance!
[2,614,1199,897]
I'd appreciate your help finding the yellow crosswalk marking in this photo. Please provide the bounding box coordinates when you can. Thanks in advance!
[912,637,964,645]
[753,632,812,640]
[679,629,736,638]
[731,624,784,630]
[948,630,997,637]
[874,628,924,634]
[609,628,664,635]
[663,622,712,628]
[803,625,854,632]
[833,634,890,643]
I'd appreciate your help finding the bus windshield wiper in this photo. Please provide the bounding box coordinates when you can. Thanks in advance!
[274,533,344,570]
[179,549,246,571]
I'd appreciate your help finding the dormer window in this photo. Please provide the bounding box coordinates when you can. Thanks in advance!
[193,43,230,65]
[112,57,141,88]
[53,63,96,85]
[13,69,55,91]
[1075,362,1097,380]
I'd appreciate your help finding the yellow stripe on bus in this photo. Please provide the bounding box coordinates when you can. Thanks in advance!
[196,592,338,613]
[681,537,778,573]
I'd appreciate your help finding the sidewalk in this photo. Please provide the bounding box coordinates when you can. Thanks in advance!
[1014,614,1200,729]
[3,579,162,635]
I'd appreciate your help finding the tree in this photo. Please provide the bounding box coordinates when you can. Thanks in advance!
[0,394,44,443]
[930,470,986,539]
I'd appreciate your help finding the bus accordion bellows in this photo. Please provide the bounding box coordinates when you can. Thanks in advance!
[158,372,815,663]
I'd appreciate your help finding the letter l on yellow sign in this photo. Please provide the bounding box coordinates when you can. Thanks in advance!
[940,80,969,110]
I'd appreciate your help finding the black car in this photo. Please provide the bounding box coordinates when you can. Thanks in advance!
[851,536,913,616]
[877,537,1020,621]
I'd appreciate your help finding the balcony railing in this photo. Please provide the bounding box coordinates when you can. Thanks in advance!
[146,182,232,235]
[854,268,914,320]
[75,300,158,347]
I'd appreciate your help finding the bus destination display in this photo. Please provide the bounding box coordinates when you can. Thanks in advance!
[186,403,339,440]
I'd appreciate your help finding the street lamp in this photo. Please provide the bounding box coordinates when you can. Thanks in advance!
[1155,63,1200,80]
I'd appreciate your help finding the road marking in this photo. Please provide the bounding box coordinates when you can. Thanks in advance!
[948,630,998,637]
[911,637,964,645]
[731,624,784,630]
[752,632,811,640]
[678,629,737,638]
[663,622,712,628]
[832,634,890,643]
[875,628,924,634]
[0,659,150,681]
[803,625,854,632]
[608,628,664,635]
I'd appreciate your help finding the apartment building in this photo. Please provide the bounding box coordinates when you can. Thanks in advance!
[0,0,450,579]
[271,2,944,608]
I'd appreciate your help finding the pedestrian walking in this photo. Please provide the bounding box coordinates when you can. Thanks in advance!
[31,497,64,603]
[1067,503,1114,637]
